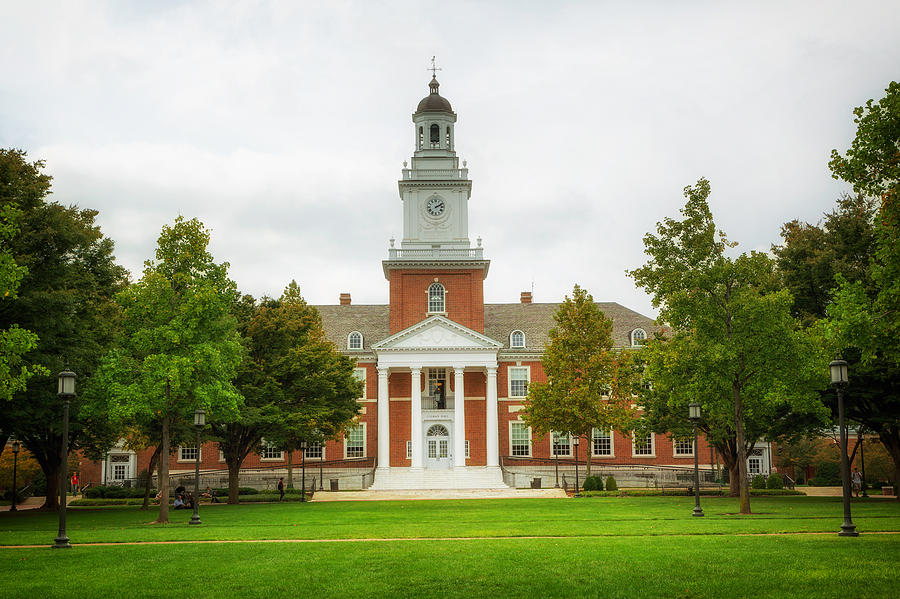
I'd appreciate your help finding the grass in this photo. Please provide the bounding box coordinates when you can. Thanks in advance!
[1,496,898,598]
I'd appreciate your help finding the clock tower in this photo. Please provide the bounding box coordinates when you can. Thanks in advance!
[384,73,489,334]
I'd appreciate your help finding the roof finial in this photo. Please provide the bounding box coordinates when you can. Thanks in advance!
[428,56,442,79]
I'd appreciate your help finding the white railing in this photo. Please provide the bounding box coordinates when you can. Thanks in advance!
[401,168,469,180]
[388,247,484,260]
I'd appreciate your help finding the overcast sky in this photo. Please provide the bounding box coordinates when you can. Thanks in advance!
[2,1,898,319]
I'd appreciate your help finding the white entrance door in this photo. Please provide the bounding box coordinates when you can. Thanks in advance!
[425,424,451,469]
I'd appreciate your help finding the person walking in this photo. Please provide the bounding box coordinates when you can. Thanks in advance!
[851,467,863,498]
[277,477,285,502]
[71,472,79,496]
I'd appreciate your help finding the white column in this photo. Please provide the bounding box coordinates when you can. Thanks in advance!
[453,366,466,468]
[410,366,423,469]
[377,367,390,470]
[486,366,499,467]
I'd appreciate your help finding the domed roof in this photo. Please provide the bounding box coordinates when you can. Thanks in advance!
[416,77,453,113]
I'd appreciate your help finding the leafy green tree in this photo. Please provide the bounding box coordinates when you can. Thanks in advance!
[825,81,900,494]
[629,178,828,513]
[522,285,638,475]
[213,282,362,503]
[0,149,126,509]
[92,217,243,523]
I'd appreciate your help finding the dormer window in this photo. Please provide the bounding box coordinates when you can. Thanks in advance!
[631,328,647,346]
[428,283,445,313]
[510,330,525,348]
[348,331,363,350]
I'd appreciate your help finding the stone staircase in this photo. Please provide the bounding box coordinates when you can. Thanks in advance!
[369,466,508,490]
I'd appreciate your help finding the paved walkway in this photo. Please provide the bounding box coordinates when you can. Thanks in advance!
[0,496,46,512]
[310,488,567,502]
[800,486,896,498]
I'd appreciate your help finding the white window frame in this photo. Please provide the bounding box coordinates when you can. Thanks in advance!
[509,421,532,457]
[508,366,530,398]
[550,431,572,457]
[344,423,366,459]
[632,432,656,457]
[218,449,226,463]
[631,328,647,346]
[465,440,470,459]
[673,437,694,457]
[178,446,200,462]
[353,367,367,400]
[510,330,526,348]
[260,440,284,461]
[304,441,324,460]
[592,428,614,457]
[348,331,363,350]
[427,282,446,314]
[406,440,412,460]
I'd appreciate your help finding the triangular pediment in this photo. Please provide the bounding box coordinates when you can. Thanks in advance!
[372,316,502,351]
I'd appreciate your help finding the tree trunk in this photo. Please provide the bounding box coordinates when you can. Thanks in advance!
[733,382,751,514]
[42,460,62,511]
[227,461,241,504]
[286,450,294,488]
[155,414,170,524]
[141,443,162,510]
[879,430,900,502]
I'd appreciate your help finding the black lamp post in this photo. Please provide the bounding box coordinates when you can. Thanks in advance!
[830,359,858,537]
[300,440,307,502]
[10,441,20,512]
[189,409,205,526]
[54,369,76,549]
[572,434,581,498]
[689,402,704,517]
[552,432,560,488]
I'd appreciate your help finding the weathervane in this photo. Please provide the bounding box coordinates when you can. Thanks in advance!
[428,56,442,78]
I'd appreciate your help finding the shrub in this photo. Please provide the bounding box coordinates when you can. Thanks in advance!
[605,476,617,491]
[751,474,766,489]
[719,468,730,485]
[812,461,841,485]
[766,473,784,489]
[582,476,603,491]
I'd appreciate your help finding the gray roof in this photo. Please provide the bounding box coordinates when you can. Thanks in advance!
[315,302,661,353]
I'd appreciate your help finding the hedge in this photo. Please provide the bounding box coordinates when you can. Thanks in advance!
[580,488,804,497]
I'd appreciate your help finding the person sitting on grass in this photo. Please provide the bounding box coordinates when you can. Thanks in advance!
[202,486,220,503]
[173,494,186,509]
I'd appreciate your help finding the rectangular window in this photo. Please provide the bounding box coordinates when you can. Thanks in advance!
[218,449,226,463]
[345,424,365,458]
[550,431,572,457]
[406,440,412,460]
[465,440,470,459]
[509,367,529,398]
[673,438,694,457]
[179,446,199,462]
[304,442,323,460]
[113,463,128,480]
[510,421,531,457]
[592,428,613,456]
[633,433,655,457]
[353,368,367,400]
[261,442,283,461]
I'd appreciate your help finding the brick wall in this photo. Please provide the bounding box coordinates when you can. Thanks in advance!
[388,269,485,333]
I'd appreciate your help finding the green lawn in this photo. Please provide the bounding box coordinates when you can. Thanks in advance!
[1,496,898,598]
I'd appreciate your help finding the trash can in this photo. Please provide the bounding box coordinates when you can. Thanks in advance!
[530,477,542,489]
[330,479,339,492]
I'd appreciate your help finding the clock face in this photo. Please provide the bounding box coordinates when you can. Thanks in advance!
[425,196,446,217]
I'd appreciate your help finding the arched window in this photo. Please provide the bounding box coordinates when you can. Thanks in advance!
[446,126,451,148]
[631,328,647,346]
[430,123,440,145]
[428,283,445,313]
[418,126,423,149]
[427,424,449,437]
[510,330,525,348]
[348,331,363,350]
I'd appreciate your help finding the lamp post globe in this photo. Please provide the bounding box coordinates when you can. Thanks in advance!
[54,369,76,549]
[829,360,858,537]
[189,409,206,526]
[10,441,20,512]
[688,402,704,517]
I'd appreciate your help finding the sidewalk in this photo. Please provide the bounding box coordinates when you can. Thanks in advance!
[311,488,567,502]
[0,496,46,511]
[800,486,896,498]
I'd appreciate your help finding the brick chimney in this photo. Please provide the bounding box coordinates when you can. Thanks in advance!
[520,291,532,304]
[339,293,351,306]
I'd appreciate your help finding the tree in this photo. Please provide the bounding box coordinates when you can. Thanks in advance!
[629,178,828,513]
[92,216,243,523]
[825,81,900,495]
[0,149,126,509]
[522,285,638,475]
[212,283,362,503]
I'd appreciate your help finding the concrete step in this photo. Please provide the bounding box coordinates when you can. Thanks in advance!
[369,467,508,490]
[312,488,567,501]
